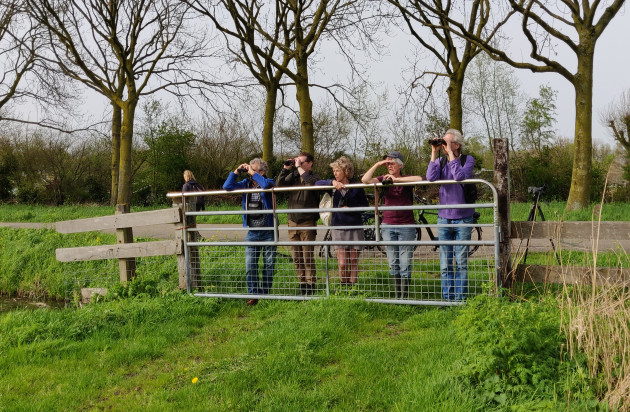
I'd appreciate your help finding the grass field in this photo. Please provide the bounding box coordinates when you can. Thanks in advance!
[2,200,630,224]
[1,203,628,410]
[0,294,599,410]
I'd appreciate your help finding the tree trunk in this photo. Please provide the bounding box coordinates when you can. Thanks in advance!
[262,85,278,162]
[295,56,314,155]
[117,100,137,207]
[566,48,594,211]
[447,76,464,133]
[110,102,121,206]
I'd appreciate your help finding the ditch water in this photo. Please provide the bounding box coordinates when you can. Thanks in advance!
[0,295,66,313]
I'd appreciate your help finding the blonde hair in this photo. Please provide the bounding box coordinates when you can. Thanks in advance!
[183,170,195,181]
[329,156,354,179]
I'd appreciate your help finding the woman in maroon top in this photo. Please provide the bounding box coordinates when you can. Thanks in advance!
[362,151,423,299]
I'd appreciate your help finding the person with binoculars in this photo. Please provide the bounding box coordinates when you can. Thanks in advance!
[425,129,475,301]
[276,152,321,296]
[223,158,277,306]
[362,151,423,299]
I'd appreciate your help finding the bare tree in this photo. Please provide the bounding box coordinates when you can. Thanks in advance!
[0,0,77,129]
[465,52,523,151]
[27,0,219,207]
[0,1,36,114]
[185,0,294,163]
[386,0,507,132]
[421,0,626,210]
[603,89,630,154]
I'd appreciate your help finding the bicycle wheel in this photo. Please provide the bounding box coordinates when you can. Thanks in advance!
[361,212,387,256]
[468,227,482,257]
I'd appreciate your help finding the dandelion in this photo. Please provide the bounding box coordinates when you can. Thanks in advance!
[192,377,199,384]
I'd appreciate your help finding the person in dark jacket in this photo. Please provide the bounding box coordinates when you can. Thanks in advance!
[276,151,320,295]
[182,170,204,211]
[223,158,276,306]
[316,156,368,285]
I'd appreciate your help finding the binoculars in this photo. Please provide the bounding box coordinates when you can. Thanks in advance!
[427,138,445,146]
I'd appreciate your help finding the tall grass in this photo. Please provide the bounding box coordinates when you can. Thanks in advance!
[558,194,630,410]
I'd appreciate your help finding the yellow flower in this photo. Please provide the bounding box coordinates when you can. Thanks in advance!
[192,377,199,384]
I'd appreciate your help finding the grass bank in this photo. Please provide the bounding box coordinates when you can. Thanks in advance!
[0,295,599,410]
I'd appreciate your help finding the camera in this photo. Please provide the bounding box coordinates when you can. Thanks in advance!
[237,167,248,173]
[382,178,393,185]
[527,185,547,198]
[427,138,445,146]
[283,159,295,166]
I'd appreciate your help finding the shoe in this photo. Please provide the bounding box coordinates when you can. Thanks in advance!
[305,284,315,295]
[393,275,401,299]
[299,284,307,295]
[246,299,258,306]
[400,277,409,299]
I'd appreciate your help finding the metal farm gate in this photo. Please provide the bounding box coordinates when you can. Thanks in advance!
[168,180,500,306]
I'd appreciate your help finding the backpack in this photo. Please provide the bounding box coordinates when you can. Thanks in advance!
[189,182,206,211]
[440,154,477,204]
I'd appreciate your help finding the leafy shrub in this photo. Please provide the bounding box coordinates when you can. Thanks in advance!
[454,294,597,407]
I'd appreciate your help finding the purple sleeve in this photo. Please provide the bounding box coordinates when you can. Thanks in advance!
[448,155,475,181]
[426,159,441,181]
[315,179,333,186]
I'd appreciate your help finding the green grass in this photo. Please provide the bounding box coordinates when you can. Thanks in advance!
[0,296,597,410]
[0,204,163,222]
[0,227,178,300]
[3,201,630,224]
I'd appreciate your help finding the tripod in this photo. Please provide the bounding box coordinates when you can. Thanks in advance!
[522,187,561,265]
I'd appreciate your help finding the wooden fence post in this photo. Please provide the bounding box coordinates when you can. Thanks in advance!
[115,204,136,282]
[494,138,512,289]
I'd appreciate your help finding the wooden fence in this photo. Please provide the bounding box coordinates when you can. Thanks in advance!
[55,207,188,286]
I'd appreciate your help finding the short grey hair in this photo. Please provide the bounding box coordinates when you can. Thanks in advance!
[389,157,404,167]
[249,158,268,174]
[445,129,465,149]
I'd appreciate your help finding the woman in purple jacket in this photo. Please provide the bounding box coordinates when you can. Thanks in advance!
[316,156,368,285]
[425,129,475,301]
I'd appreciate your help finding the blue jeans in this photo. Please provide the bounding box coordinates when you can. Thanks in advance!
[245,230,276,294]
[381,225,415,279]
[438,216,473,300]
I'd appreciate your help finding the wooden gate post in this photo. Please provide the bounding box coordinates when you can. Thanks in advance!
[115,204,136,282]
[494,139,512,289]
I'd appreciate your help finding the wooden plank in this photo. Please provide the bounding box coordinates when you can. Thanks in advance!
[56,208,182,233]
[56,240,182,262]
[511,221,630,240]
[515,264,630,286]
